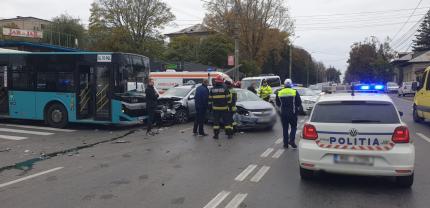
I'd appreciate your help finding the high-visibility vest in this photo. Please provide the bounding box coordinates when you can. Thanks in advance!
[228,88,237,112]
[277,87,297,114]
[259,85,272,100]
[209,85,232,111]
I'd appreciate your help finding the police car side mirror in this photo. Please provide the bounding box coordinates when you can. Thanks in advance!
[399,111,404,117]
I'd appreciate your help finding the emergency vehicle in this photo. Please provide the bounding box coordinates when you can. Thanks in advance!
[413,66,430,122]
[299,90,415,187]
[150,71,232,94]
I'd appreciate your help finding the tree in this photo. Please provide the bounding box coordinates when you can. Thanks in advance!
[325,67,341,83]
[345,37,395,83]
[198,34,234,68]
[203,0,293,73]
[413,10,430,52]
[44,14,87,48]
[89,0,175,57]
[164,35,200,62]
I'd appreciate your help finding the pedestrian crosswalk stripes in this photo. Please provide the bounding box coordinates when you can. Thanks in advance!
[0,124,74,141]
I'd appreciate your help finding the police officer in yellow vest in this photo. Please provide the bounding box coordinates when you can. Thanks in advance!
[276,79,302,148]
[259,79,273,102]
[225,81,238,133]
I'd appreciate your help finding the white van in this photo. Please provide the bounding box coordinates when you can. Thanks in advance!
[150,71,232,94]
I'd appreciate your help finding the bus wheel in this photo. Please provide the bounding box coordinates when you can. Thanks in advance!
[46,103,68,128]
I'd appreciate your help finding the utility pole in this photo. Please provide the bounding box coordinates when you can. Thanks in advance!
[289,44,292,79]
[234,0,240,81]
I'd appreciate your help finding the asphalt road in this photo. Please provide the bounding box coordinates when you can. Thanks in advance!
[0,94,429,208]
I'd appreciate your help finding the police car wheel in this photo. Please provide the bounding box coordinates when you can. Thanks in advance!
[300,167,314,180]
[396,173,414,188]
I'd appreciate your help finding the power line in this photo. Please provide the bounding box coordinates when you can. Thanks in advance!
[293,6,430,18]
[390,0,424,41]
[296,20,423,31]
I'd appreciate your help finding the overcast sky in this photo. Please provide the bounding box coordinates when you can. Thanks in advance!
[1,0,429,76]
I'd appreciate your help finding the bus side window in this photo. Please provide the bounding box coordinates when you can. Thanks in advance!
[426,71,430,91]
[10,65,33,90]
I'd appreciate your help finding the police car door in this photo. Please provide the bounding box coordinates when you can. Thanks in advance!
[187,89,196,116]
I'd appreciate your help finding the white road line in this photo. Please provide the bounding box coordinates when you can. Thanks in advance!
[225,193,248,208]
[275,138,282,144]
[417,133,430,143]
[203,190,231,208]
[235,164,257,182]
[0,135,28,140]
[2,124,75,132]
[260,148,274,158]
[0,167,63,189]
[272,149,285,159]
[0,128,53,136]
[180,127,192,132]
[250,166,270,183]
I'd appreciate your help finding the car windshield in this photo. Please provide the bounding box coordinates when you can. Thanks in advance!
[387,82,398,86]
[162,87,191,98]
[237,89,262,102]
[241,79,261,89]
[295,88,318,96]
[311,101,400,124]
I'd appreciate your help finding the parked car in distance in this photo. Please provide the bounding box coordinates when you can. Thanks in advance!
[386,82,399,93]
[241,75,282,103]
[294,87,320,115]
[398,82,417,97]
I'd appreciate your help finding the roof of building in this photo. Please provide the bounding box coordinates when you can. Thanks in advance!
[165,24,212,37]
[318,93,393,103]
[0,16,51,23]
[409,50,430,63]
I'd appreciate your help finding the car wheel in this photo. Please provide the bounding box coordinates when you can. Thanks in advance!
[396,173,414,188]
[45,103,68,128]
[300,166,314,180]
[413,106,424,123]
[175,108,188,124]
[398,93,401,97]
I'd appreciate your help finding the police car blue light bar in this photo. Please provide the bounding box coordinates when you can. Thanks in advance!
[360,85,370,90]
[374,85,384,90]
[353,83,385,92]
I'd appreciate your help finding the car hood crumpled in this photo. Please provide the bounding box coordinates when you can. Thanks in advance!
[237,101,274,110]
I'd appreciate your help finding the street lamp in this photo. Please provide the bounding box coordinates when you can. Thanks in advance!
[286,36,300,79]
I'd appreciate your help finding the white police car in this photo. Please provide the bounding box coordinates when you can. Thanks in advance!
[299,93,415,187]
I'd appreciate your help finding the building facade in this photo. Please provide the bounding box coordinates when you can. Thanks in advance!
[392,51,430,84]
[0,16,51,31]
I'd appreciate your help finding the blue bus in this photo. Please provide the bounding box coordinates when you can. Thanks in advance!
[0,52,150,128]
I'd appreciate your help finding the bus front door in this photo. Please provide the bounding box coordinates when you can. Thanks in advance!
[94,65,111,120]
[77,65,93,119]
[0,66,8,115]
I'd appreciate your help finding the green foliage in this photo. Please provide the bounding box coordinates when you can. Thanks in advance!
[88,0,175,57]
[413,10,430,52]
[325,67,341,83]
[164,34,234,68]
[44,14,87,48]
[345,37,394,83]
[240,60,259,76]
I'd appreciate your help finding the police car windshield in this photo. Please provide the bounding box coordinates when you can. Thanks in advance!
[295,88,318,96]
[237,90,261,102]
[311,101,400,124]
[162,87,192,98]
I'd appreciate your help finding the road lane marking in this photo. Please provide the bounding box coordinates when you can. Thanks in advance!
[250,166,270,182]
[275,138,282,144]
[0,135,28,140]
[260,148,274,158]
[272,149,285,159]
[0,167,63,189]
[2,124,75,132]
[225,193,248,208]
[180,127,192,132]
[417,133,430,143]
[235,164,257,181]
[0,128,54,136]
[203,190,231,208]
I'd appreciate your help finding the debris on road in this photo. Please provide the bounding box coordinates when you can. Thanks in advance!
[0,148,12,153]
[24,149,30,153]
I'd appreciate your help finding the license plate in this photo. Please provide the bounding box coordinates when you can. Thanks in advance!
[258,117,271,123]
[334,154,374,166]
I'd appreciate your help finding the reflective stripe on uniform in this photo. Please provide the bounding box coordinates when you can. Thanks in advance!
[213,125,220,129]
[213,106,229,110]
[278,88,296,97]
[212,95,227,99]
[225,125,233,129]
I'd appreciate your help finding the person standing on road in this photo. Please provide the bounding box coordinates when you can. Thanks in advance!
[276,79,302,149]
[248,83,258,94]
[193,79,210,136]
[209,75,233,139]
[259,79,273,102]
[145,78,159,136]
[225,81,238,134]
